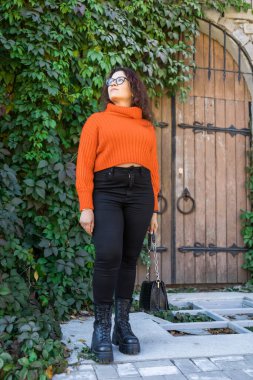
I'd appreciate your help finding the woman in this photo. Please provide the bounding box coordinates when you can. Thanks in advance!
[75,67,160,363]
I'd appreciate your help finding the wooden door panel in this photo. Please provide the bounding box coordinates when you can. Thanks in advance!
[194,97,206,284]
[205,97,216,283]
[174,32,251,285]
[184,97,195,284]
[175,98,185,284]
[160,96,172,284]
[226,99,238,283]
[215,99,227,283]
[214,40,225,99]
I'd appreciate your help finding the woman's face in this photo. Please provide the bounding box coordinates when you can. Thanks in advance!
[107,70,132,106]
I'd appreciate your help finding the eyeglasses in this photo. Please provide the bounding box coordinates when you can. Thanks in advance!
[106,76,128,87]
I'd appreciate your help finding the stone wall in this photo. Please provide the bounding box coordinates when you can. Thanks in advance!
[203,2,253,64]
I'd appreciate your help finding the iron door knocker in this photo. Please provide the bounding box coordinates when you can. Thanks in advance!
[177,187,195,215]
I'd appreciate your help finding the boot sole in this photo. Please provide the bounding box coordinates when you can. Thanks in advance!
[119,342,140,355]
[91,347,114,363]
[112,335,140,355]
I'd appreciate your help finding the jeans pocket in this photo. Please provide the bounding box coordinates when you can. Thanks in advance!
[141,169,151,180]
[134,172,151,188]
[94,170,110,183]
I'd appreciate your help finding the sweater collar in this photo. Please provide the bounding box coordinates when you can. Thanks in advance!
[105,102,142,119]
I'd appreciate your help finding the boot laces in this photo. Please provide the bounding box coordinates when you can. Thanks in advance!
[117,301,133,333]
[119,319,133,334]
[95,306,112,342]
[99,322,111,341]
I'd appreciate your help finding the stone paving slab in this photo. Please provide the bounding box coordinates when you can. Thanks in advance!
[117,363,139,376]
[52,355,253,379]
[210,355,253,370]
[52,292,253,379]
[244,368,253,377]
[185,372,231,380]
[223,369,253,380]
[172,359,201,374]
[191,358,218,372]
[60,313,178,365]
[60,311,253,366]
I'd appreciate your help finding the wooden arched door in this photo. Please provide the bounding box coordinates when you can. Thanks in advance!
[136,29,252,287]
[173,31,252,285]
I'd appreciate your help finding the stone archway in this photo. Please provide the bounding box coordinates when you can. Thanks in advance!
[203,6,253,129]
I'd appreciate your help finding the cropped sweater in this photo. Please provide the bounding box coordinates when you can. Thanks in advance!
[75,102,160,212]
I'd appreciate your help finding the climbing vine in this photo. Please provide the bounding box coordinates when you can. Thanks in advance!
[241,149,253,281]
[0,0,251,378]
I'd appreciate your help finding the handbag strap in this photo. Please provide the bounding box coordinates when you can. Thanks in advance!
[147,232,161,283]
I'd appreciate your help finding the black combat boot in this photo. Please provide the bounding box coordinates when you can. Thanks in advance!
[112,298,140,355]
[91,303,114,363]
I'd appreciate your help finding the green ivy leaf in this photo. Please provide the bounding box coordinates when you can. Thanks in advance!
[36,180,46,189]
[44,248,52,257]
[0,352,12,362]
[24,179,34,187]
[37,160,48,169]
[18,357,30,367]
[0,286,11,296]
[35,187,45,199]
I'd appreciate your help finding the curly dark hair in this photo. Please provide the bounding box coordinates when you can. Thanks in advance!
[99,66,154,121]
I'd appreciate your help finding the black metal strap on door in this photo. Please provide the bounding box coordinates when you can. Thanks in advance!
[157,121,169,128]
[178,121,251,137]
[208,22,212,80]
[178,242,247,257]
[223,30,226,81]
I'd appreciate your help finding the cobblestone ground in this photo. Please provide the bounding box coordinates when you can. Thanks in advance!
[53,354,253,379]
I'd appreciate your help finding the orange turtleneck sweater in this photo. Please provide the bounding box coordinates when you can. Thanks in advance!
[75,103,160,212]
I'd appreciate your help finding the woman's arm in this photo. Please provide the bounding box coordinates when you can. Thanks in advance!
[75,115,98,211]
[149,125,160,212]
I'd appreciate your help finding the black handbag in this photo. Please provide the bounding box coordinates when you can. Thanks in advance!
[139,231,169,311]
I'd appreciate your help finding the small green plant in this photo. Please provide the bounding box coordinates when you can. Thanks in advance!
[0,309,69,379]
[224,284,253,292]
[131,298,210,322]
[152,310,213,323]
[77,344,100,363]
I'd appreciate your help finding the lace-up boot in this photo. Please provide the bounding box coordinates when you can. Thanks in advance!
[91,303,113,363]
[112,298,140,355]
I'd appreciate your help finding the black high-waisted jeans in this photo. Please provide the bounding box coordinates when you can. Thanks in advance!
[91,165,154,304]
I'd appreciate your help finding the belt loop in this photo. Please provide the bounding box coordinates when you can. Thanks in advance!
[111,166,114,175]
[107,167,113,176]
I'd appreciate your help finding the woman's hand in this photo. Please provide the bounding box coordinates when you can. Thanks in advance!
[79,209,94,235]
[148,213,158,234]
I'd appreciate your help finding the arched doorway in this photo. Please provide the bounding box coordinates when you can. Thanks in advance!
[136,22,252,287]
